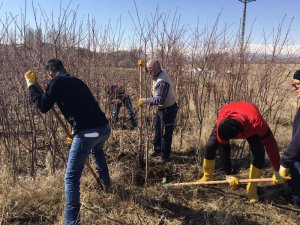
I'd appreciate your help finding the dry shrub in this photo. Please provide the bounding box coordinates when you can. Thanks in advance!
[0,2,300,225]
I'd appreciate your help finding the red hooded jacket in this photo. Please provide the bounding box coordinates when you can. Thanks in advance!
[216,102,280,171]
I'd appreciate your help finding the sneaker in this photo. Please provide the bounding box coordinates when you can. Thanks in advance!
[150,151,160,157]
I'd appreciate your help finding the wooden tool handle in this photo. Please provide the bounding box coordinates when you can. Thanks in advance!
[164,178,273,187]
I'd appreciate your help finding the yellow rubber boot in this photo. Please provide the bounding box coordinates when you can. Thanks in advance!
[246,164,262,203]
[197,159,215,182]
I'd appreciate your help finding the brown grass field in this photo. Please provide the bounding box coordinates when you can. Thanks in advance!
[1,5,300,224]
[1,65,300,225]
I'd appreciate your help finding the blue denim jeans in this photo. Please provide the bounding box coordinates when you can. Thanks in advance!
[64,124,111,225]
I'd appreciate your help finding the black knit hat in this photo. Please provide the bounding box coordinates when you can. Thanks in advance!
[293,70,300,80]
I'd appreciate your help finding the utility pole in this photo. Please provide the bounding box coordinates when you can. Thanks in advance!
[238,0,256,65]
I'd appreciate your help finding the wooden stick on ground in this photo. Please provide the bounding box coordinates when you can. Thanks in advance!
[164,178,273,187]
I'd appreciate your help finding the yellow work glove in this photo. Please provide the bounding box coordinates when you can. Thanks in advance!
[138,98,147,107]
[226,175,239,187]
[272,172,285,185]
[279,165,290,179]
[66,137,73,145]
[272,166,291,184]
[24,70,37,87]
[137,59,145,67]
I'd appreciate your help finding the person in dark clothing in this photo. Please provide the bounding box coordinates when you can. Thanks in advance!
[138,59,178,163]
[197,101,280,203]
[105,82,137,129]
[24,58,111,225]
[273,70,300,208]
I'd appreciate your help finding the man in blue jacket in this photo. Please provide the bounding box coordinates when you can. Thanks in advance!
[273,70,300,208]
[24,58,111,225]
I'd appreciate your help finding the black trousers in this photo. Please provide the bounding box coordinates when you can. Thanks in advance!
[153,103,178,158]
[204,125,265,175]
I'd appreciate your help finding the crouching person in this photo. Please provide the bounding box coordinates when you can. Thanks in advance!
[198,101,280,203]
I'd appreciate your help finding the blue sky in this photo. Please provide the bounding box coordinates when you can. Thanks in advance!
[1,0,300,45]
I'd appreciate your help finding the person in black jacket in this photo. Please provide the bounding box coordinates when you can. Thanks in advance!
[273,70,300,208]
[24,58,111,225]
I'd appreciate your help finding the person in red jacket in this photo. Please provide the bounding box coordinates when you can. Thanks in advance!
[198,101,280,203]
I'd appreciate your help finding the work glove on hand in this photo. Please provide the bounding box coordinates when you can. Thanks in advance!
[226,175,239,187]
[66,137,73,145]
[272,171,285,184]
[138,98,147,107]
[279,165,290,178]
[66,129,74,146]
[137,59,145,67]
[272,166,291,184]
[24,70,37,87]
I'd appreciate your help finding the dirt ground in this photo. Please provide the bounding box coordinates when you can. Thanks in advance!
[1,121,300,225]
[78,147,300,225]
[1,145,300,225]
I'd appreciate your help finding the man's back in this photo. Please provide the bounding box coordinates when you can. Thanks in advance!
[30,72,108,133]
